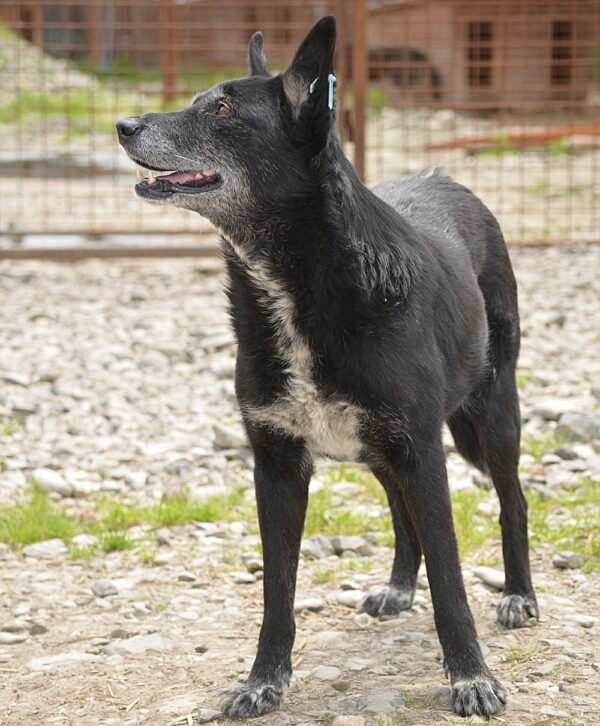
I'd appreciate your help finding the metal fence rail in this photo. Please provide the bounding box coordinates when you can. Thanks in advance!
[0,0,599,244]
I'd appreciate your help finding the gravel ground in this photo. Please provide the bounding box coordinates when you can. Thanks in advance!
[0,245,599,726]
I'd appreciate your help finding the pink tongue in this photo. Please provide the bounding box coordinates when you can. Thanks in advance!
[157,171,196,184]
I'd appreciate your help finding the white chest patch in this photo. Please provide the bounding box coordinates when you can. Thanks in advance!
[228,241,363,461]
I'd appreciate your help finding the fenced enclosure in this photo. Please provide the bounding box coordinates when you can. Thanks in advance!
[0,0,599,244]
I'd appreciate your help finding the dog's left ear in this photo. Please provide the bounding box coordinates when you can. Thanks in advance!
[248,32,270,77]
[281,16,336,149]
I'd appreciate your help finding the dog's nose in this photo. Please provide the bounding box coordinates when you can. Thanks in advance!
[116,117,144,140]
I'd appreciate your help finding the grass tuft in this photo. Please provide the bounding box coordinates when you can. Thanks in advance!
[0,485,79,546]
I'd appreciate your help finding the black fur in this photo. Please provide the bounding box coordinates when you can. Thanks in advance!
[117,15,537,719]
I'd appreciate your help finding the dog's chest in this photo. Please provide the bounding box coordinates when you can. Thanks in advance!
[232,245,362,461]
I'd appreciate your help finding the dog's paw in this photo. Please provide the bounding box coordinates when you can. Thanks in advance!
[451,675,507,717]
[358,585,414,618]
[220,680,285,718]
[497,593,539,629]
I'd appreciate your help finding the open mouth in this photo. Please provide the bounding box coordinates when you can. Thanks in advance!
[133,164,222,197]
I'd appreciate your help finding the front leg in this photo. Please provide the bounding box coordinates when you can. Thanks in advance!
[221,424,312,718]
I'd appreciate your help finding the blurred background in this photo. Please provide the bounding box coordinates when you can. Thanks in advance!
[0,0,599,250]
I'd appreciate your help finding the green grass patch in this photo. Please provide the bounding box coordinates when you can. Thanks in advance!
[0,486,251,556]
[476,133,518,157]
[527,477,599,572]
[0,485,80,547]
[0,417,23,437]
[523,431,569,461]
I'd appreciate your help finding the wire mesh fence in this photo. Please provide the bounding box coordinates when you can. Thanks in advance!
[0,0,599,243]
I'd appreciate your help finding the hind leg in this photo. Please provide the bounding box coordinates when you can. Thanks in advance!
[359,467,422,618]
[452,368,538,629]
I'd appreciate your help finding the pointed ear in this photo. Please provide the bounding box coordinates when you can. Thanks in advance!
[280,16,336,146]
[248,32,270,77]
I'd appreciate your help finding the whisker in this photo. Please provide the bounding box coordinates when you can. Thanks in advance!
[172,152,200,167]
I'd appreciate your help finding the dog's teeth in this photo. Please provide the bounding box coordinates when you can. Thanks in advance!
[147,175,156,185]
[136,169,143,181]
[204,170,216,176]
[195,173,204,180]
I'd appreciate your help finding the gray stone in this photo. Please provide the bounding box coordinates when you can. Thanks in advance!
[0,632,27,644]
[102,632,174,655]
[532,398,574,421]
[335,590,366,608]
[124,471,148,489]
[32,467,73,497]
[196,708,222,723]
[25,652,99,672]
[363,687,406,714]
[301,534,334,559]
[91,579,118,597]
[552,551,589,569]
[22,538,68,559]
[2,617,29,632]
[332,717,365,726]
[295,597,325,613]
[232,571,256,584]
[473,566,505,590]
[177,571,197,582]
[566,613,596,628]
[426,685,452,709]
[71,533,99,548]
[213,422,247,449]
[313,665,341,681]
[556,413,600,442]
[244,557,263,573]
[330,535,372,556]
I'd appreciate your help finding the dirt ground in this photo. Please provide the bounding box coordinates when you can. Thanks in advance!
[1,247,599,726]
[1,537,598,726]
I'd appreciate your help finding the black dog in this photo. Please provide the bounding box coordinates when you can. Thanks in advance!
[117,16,537,719]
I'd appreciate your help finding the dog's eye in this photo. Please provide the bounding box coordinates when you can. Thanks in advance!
[216,102,231,117]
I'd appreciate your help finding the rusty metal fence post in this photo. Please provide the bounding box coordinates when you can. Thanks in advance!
[352,0,367,181]
[160,0,178,104]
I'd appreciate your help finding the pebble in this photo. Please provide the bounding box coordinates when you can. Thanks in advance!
[177,571,197,582]
[473,566,505,590]
[1,617,29,632]
[25,652,100,672]
[243,557,263,573]
[426,685,452,709]
[213,422,247,449]
[232,572,256,584]
[295,597,325,613]
[196,708,222,723]
[332,717,364,726]
[362,687,406,713]
[301,534,334,559]
[91,579,118,597]
[31,467,74,497]
[71,533,99,548]
[22,538,68,559]
[566,614,596,628]
[556,412,600,442]
[102,632,174,655]
[552,551,589,569]
[330,536,372,556]
[313,665,341,681]
[0,632,28,644]
[335,590,366,608]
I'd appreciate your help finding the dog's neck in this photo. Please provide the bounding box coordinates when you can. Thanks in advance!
[218,135,416,270]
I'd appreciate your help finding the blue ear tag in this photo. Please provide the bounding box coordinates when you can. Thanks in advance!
[327,73,336,110]
[308,75,336,111]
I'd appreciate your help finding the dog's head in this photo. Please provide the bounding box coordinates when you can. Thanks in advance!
[116,16,337,226]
